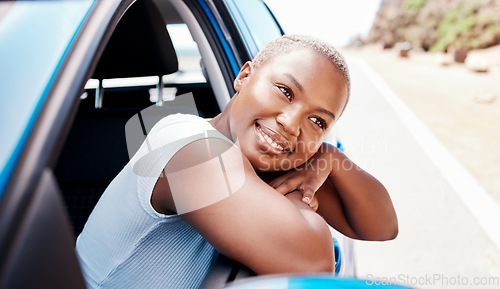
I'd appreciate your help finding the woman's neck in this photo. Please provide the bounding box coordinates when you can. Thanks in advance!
[208,96,235,142]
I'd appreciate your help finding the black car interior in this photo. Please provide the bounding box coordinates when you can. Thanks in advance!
[54,0,220,235]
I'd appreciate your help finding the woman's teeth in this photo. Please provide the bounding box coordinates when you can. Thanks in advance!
[258,126,284,151]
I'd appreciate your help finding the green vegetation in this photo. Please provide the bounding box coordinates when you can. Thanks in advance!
[404,0,426,10]
[365,0,500,52]
[430,3,479,52]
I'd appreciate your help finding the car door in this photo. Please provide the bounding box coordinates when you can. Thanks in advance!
[0,0,151,288]
[0,0,126,288]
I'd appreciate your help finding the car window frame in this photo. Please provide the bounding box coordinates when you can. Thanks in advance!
[0,0,132,288]
[223,0,284,57]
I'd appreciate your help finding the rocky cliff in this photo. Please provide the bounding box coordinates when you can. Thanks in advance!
[365,0,500,51]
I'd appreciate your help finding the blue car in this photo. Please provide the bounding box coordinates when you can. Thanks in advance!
[0,0,396,288]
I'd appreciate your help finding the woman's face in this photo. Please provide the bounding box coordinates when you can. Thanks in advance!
[229,48,348,172]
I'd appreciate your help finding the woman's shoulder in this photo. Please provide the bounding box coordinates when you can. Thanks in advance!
[147,114,209,139]
[130,113,231,175]
[150,113,232,144]
[154,113,211,129]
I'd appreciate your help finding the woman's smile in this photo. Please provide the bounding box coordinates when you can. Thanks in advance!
[254,121,292,156]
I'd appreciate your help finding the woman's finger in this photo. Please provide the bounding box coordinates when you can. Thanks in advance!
[308,196,319,212]
[301,188,315,205]
[275,178,302,195]
[267,173,292,188]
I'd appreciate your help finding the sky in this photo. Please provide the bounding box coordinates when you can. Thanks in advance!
[264,0,382,47]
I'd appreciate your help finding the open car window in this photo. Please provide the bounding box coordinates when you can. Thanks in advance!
[55,0,226,236]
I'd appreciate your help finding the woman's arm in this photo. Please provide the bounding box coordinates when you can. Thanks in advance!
[152,138,334,275]
[317,143,398,240]
[269,142,398,241]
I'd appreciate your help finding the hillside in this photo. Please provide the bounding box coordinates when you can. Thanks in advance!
[365,0,500,52]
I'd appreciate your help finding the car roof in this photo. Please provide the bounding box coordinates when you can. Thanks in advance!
[0,0,94,198]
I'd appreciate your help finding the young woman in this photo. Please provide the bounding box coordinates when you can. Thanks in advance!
[76,35,398,289]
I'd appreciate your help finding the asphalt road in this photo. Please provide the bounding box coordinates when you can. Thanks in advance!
[337,58,500,288]
[344,47,500,208]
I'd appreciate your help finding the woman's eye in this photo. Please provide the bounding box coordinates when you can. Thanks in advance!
[278,85,293,102]
[310,116,327,130]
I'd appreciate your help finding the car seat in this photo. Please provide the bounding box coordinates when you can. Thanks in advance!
[55,0,179,235]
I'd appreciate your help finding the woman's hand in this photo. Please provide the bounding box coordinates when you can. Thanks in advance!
[265,142,398,241]
[268,145,332,210]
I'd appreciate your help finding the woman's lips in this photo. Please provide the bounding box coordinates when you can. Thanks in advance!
[254,122,292,155]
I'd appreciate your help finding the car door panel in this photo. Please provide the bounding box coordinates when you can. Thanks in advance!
[0,170,86,289]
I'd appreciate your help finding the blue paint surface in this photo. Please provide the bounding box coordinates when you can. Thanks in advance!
[0,0,94,198]
[197,0,239,75]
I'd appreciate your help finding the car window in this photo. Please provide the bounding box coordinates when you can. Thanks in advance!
[167,24,205,83]
[224,0,282,57]
[56,0,225,235]
[83,24,208,104]
[0,0,93,199]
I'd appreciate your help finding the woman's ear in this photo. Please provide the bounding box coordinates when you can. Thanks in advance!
[234,61,253,92]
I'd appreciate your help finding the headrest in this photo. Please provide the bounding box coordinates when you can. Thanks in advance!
[93,0,178,79]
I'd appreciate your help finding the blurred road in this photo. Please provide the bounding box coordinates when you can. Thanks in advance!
[342,46,500,206]
[337,57,500,288]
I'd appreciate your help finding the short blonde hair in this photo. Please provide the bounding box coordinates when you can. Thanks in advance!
[252,34,351,97]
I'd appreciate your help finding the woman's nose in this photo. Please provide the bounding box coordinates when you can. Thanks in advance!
[276,110,300,137]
